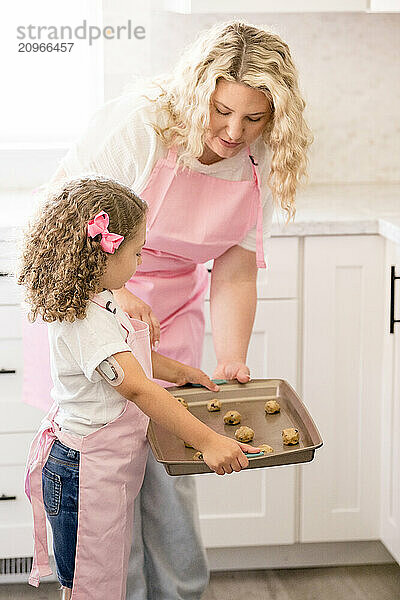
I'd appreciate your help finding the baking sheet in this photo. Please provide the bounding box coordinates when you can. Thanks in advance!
[147,379,323,476]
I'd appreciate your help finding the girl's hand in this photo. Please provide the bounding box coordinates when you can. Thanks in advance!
[175,366,219,392]
[213,361,250,384]
[201,434,260,475]
[113,287,161,349]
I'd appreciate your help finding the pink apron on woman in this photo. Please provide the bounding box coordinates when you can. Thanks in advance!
[24,298,152,600]
[125,145,266,380]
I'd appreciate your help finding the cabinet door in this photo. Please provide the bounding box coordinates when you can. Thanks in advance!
[301,235,384,542]
[197,299,298,547]
[380,240,400,563]
[0,306,44,432]
[0,433,36,558]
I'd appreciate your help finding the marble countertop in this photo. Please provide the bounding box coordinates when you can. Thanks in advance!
[1,183,400,244]
[270,183,400,245]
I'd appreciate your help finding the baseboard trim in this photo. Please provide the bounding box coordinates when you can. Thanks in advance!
[207,541,395,571]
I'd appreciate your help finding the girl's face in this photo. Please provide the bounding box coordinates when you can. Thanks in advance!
[201,79,272,165]
[100,219,146,290]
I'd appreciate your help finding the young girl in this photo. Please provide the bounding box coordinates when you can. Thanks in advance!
[19,176,259,600]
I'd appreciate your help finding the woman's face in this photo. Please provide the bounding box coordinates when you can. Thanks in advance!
[202,79,272,164]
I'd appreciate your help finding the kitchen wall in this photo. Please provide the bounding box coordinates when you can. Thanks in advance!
[103,0,400,184]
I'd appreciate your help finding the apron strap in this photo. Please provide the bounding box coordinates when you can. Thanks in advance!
[146,147,178,229]
[25,408,60,587]
[248,148,266,269]
[165,146,178,169]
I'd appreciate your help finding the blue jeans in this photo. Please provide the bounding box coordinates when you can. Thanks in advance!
[42,439,79,589]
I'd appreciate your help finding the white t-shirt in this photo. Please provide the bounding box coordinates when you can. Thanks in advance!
[59,90,274,254]
[49,290,134,436]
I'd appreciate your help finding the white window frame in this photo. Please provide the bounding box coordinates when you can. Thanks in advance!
[1,0,104,189]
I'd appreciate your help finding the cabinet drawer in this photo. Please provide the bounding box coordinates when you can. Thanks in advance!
[0,235,22,304]
[0,434,34,555]
[0,465,34,558]
[0,275,21,305]
[0,401,44,433]
[257,237,298,299]
[0,433,53,559]
[205,237,299,301]
[0,239,17,268]
[0,339,22,400]
[0,306,22,338]
[0,433,34,465]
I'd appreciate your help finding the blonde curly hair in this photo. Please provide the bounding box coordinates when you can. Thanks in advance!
[17,176,147,323]
[147,20,313,221]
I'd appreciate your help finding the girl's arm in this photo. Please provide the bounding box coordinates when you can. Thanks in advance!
[151,350,219,391]
[210,245,257,382]
[112,350,260,475]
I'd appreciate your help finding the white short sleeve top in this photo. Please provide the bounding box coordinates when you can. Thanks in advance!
[49,290,133,436]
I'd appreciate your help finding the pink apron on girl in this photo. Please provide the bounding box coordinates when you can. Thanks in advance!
[25,298,152,600]
[125,145,266,381]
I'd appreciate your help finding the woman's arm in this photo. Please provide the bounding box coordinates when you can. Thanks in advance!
[113,286,161,349]
[210,245,258,382]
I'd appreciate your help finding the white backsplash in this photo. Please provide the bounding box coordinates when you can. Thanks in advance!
[103,1,400,185]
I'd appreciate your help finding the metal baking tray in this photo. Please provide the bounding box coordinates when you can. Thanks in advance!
[147,379,323,476]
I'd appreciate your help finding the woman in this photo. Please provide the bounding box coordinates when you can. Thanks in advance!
[26,20,312,600]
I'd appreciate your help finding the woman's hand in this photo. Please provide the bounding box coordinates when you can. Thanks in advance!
[175,365,219,392]
[201,433,260,475]
[213,361,251,384]
[113,286,161,349]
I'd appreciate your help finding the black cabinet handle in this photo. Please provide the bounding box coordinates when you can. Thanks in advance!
[0,494,17,501]
[390,266,400,334]
[0,272,10,277]
[0,369,16,374]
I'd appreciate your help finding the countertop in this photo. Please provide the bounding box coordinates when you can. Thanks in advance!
[1,183,400,244]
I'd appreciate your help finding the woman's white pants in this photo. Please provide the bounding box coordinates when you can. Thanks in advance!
[126,451,209,600]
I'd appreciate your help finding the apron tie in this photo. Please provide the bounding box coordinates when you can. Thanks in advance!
[25,409,59,586]
[255,197,266,269]
[248,149,266,269]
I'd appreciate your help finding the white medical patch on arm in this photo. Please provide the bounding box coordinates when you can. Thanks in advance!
[96,356,125,387]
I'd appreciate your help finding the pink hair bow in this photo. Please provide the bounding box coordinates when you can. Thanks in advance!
[87,211,124,254]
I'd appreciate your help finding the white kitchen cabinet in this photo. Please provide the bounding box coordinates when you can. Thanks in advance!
[257,237,298,300]
[0,303,44,433]
[0,232,44,434]
[205,236,299,301]
[380,240,400,563]
[301,235,385,542]
[198,298,298,547]
[0,434,36,558]
[0,235,44,560]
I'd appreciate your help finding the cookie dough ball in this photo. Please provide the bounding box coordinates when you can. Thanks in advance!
[176,397,189,409]
[207,399,221,412]
[265,400,281,414]
[235,426,254,442]
[184,441,194,448]
[282,427,299,445]
[223,410,241,425]
[259,443,274,454]
[193,451,203,461]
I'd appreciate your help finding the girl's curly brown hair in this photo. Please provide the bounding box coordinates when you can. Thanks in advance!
[17,176,147,323]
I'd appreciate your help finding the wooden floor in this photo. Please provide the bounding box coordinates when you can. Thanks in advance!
[0,564,399,599]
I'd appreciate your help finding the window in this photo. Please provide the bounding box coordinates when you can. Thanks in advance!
[1,0,104,148]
